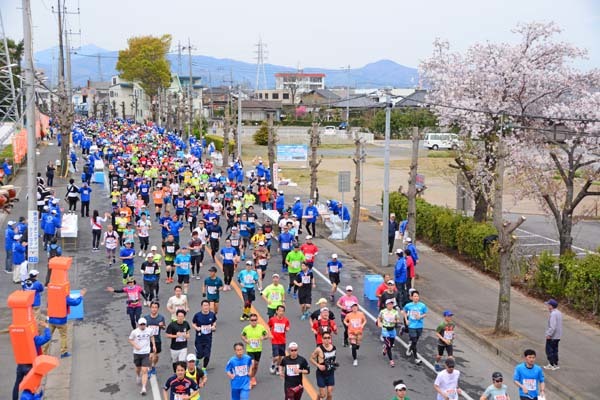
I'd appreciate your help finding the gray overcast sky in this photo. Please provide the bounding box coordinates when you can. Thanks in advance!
[3,0,599,69]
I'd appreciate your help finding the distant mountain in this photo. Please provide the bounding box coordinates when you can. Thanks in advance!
[34,45,418,89]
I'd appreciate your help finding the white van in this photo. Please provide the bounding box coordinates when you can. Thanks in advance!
[423,133,459,150]
[323,126,337,136]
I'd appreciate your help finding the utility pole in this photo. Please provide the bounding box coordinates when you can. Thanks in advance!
[177,41,182,76]
[237,85,242,160]
[345,65,350,125]
[381,92,391,267]
[187,38,193,139]
[22,0,39,267]
[223,92,230,166]
[120,101,125,119]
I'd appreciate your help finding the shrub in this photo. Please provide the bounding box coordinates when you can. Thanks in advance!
[456,220,496,262]
[565,254,600,315]
[253,123,269,145]
[204,134,234,153]
[532,252,566,298]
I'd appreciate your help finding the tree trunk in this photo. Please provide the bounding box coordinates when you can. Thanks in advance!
[473,195,489,222]
[406,127,420,240]
[493,139,525,334]
[267,113,276,174]
[558,212,574,255]
[309,123,321,202]
[347,134,362,243]
[223,101,230,166]
[58,87,72,177]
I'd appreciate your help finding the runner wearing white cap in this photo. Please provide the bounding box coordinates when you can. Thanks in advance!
[326,254,343,302]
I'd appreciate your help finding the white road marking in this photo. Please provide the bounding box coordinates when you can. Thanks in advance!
[150,373,161,400]
[516,228,593,254]
[310,266,476,400]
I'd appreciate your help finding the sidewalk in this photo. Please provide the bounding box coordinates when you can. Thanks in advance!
[326,213,598,400]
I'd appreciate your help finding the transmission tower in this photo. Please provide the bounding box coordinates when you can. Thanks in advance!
[254,37,268,90]
[0,8,19,124]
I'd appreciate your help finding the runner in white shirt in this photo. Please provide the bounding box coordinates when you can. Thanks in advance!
[167,285,189,321]
[434,358,462,400]
[136,214,152,257]
[101,224,119,267]
[128,317,156,396]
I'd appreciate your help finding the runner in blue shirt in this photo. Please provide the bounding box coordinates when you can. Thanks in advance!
[192,300,217,369]
[513,349,545,400]
[278,226,295,273]
[219,239,238,291]
[120,240,136,284]
[238,261,261,321]
[203,266,224,314]
[174,247,192,294]
[225,343,254,400]
[168,215,184,246]
[403,290,428,364]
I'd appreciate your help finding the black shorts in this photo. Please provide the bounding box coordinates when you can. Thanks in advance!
[298,291,312,305]
[329,273,340,284]
[133,353,151,367]
[165,259,174,266]
[247,351,262,362]
[242,289,256,303]
[153,341,162,354]
[267,307,277,318]
[437,343,453,356]
[272,343,286,357]
[178,274,190,284]
[316,371,335,388]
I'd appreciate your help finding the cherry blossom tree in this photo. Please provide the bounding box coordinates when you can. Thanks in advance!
[420,22,599,333]
[509,92,600,255]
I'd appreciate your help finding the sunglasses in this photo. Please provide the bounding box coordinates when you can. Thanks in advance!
[494,379,503,383]
[250,319,258,322]
[289,349,298,352]
[396,388,406,391]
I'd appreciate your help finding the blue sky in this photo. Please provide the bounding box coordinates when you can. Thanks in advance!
[3,0,599,69]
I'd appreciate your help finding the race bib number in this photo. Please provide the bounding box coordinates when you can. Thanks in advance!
[493,395,508,400]
[286,365,299,376]
[443,330,454,341]
[145,266,155,274]
[270,292,281,301]
[273,323,286,333]
[446,389,458,400]
[265,233,272,239]
[240,225,247,231]
[301,275,311,284]
[175,333,186,342]
[409,310,420,319]
[211,232,219,239]
[179,262,189,271]
[383,313,395,323]
[329,265,338,273]
[307,211,313,217]
[244,275,255,284]
[305,254,314,262]
[225,253,234,260]
[235,365,249,376]
[351,318,362,328]
[187,216,193,222]
[249,339,260,349]
[231,239,239,246]
[282,243,290,250]
[148,325,159,336]
[248,217,255,223]
[200,325,212,335]
[127,292,139,302]
[259,259,267,266]
[292,261,301,269]
[166,245,175,253]
[523,379,536,391]
[207,286,217,294]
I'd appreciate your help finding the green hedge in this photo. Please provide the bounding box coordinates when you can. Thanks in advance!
[388,191,600,317]
[204,134,235,153]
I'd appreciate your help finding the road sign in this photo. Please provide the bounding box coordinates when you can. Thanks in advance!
[28,210,39,265]
[338,171,351,193]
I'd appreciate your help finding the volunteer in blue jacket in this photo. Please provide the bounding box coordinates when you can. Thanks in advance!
[79,182,92,218]
[403,290,427,364]
[514,349,545,400]
[292,198,303,229]
[275,191,285,214]
[225,342,254,400]
[393,249,408,305]
[22,269,44,321]
[4,220,16,273]
[44,288,87,358]
[12,235,27,284]
[303,199,319,237]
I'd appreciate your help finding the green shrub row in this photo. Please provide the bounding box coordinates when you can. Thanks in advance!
[389,191,600,317]
[389,192,496,263]
[204,134,235,153]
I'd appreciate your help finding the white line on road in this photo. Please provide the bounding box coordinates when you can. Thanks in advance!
[516,228,593,254]
[310,266,476,400]
[150,374,161,400]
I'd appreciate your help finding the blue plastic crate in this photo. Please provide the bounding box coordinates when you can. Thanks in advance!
[363,274,384,301]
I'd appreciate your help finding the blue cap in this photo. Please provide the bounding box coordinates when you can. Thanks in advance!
[443,310,454,317]
[545,299,558,308]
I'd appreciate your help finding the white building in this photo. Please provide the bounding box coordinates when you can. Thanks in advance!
[274,72,325,93]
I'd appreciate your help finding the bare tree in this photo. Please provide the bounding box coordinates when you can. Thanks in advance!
[57,86,73,177]
[223,93,231,166]
[308,122,322,202]
[267,113,277,173]
[347,133,364,243]
[406,127,420,240]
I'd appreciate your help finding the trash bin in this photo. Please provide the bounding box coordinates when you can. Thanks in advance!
[363,274,384,301]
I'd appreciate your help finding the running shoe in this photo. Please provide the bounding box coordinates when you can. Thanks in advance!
[240,314,246,321]
[382,344,387,356]
[60,352,71,358]
[353,359,358,367]
[389,360,395,368]
[414,358,422,365]
[543,364,554,370]
[196,275,201,280]
[269,365,277,374]
[300,314,307,320]
[140,388,147,396]
[292,293,298,300]
[434,364,443,372]
[405,347,413,357]
[552,365,560,370]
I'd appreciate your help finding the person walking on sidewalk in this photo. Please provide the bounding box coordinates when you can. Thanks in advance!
[543,299,562,371]
[387,214,399,254]
[434,358,461,400]
[513,349,545,400]
[403,290,427,365]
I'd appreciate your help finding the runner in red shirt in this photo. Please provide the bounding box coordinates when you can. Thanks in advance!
[300,236,319,270]
[267,305,291,375]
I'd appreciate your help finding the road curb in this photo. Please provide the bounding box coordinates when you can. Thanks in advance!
[323,224,581,400]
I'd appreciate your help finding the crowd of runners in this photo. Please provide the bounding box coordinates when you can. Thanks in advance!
[7,118,549,400]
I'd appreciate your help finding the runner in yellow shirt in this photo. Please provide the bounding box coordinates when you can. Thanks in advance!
[241,314,270,388]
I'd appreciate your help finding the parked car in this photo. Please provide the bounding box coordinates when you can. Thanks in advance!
[423,133,459,150]
[338,122,348,130]
[323,126,337,135]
